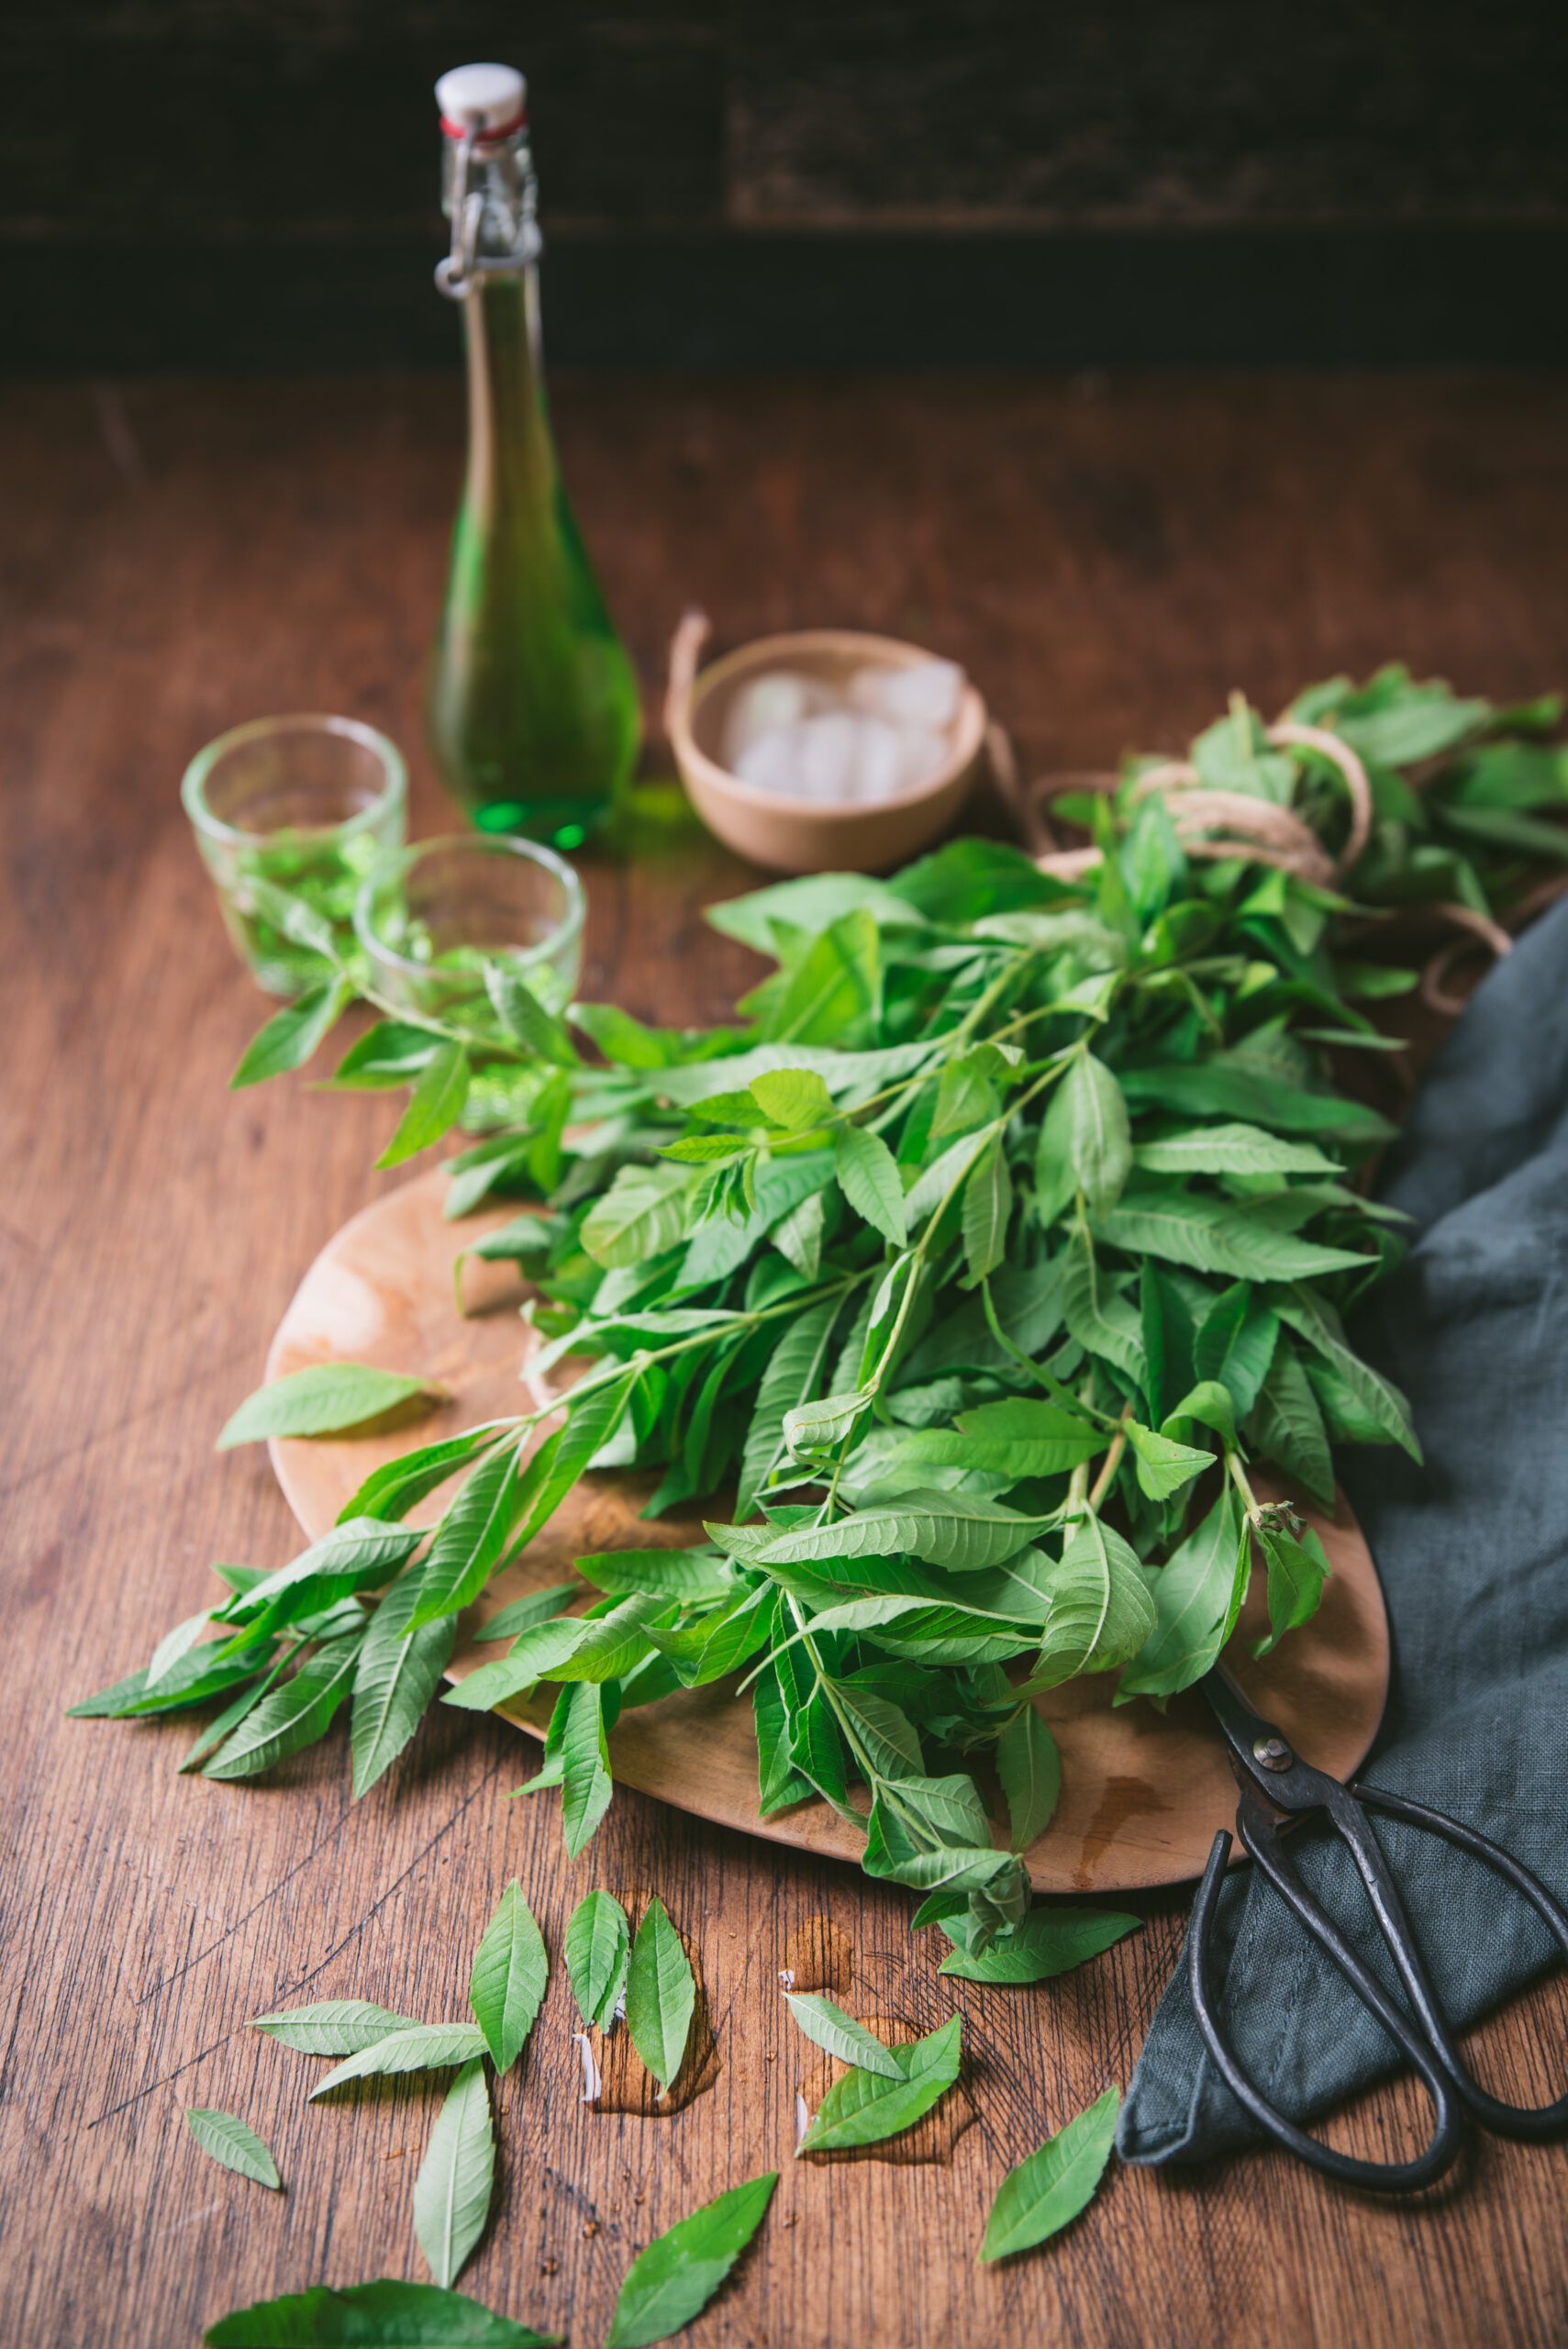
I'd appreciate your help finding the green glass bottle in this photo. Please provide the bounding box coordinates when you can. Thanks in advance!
[427,63,640,849]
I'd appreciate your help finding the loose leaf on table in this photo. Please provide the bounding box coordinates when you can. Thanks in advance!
[217,1364,439,1450]
[784,1994,902,2080]
[205,2279,561,2346]
[624,1896,695,2093]
[184,2108,282,2190]
[565,1890,631,2032]
[230,974,354,1091]
[351,1568,458,1798]
[250,2000,419,2056]
[468,1881,548,2073]
[603,2172,778,2349]
[309,2023,488,2099]
[414,2059,495,2292]
[203,1636,364,1782]
[978,2085,1120,2262]
[995,1707,1062,1851]
[938,1908,1140,1983]
[376,1041,472,1170]
[796,2013,962,2154]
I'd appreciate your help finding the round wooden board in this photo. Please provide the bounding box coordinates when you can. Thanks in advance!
[266,1169,1391,1894]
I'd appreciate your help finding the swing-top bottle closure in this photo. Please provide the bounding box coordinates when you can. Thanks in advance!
[434,63,540,300]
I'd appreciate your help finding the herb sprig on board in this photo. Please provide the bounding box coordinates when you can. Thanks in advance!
[80,668,1567,1965]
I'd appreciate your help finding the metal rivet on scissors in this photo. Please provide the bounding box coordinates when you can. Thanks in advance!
[1189,1661,1568,2193]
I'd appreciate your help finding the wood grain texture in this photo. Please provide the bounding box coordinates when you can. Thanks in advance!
[6,370,1568,2348]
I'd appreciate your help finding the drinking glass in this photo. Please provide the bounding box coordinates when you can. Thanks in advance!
[183,715,407,997]
[354,833,584,1030]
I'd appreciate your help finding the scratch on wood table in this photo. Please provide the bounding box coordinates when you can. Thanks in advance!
[6,372,1568,2348]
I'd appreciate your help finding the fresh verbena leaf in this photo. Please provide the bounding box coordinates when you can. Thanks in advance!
[249,1999,418,2056]
[217,1364,439,1449]
[1030,1516,1156,1687]
[309,2023,489,2100]
[411,1442,525,1628]
[784,1994,902,2080]
[978,2085,1120,2261]
[939,1908,1139,1983]
[754,1491,1055,1576]
[565,1890,632,2032]
[202,1636,364,1781]
[796,2013,962,2154]
[468,1882,548,2074]
[557,1680,615,1857]
[1117,1486,1247,1704]
[995,1708,1062,1852]
[582,1163,689,1269]
[834,1122,907,1245]
[603,2173,778,2349]
[205,2280,559,2346]
[351,1568,457,1798]
[624,1896,695,2094]
[414,2059,495,2291]
[376,1041,472,1170]
[230,975,354,1090]
[183,2108,282,2190]
[474,1583,580,1640]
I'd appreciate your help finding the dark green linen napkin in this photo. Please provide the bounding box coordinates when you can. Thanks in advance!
[1118,896,1568,2166]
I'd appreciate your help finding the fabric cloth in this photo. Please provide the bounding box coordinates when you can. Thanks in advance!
[1118,896,1568,2166]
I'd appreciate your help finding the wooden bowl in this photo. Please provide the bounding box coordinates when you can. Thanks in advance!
[665,622,987,875]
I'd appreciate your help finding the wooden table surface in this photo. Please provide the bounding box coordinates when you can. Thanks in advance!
[6,370,1568,2349]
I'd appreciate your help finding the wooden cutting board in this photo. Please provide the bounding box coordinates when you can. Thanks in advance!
[265,1169,1390,1895]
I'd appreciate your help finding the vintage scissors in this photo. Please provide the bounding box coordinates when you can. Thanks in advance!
[1189,1664,1568,2190]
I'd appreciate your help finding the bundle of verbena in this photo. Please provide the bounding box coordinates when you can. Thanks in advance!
[78,668,1568,1966]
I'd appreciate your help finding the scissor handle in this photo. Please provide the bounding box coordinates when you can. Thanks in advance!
[1189,1806,1465,2191]
[1346,1782,1568,2141]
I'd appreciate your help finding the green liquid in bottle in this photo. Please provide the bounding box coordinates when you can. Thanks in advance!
[427,126,639,848]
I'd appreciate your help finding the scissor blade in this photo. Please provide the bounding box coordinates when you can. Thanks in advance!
[1198,1664,1325,1815]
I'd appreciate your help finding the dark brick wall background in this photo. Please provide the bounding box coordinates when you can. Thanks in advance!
[5,1,1565,368]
